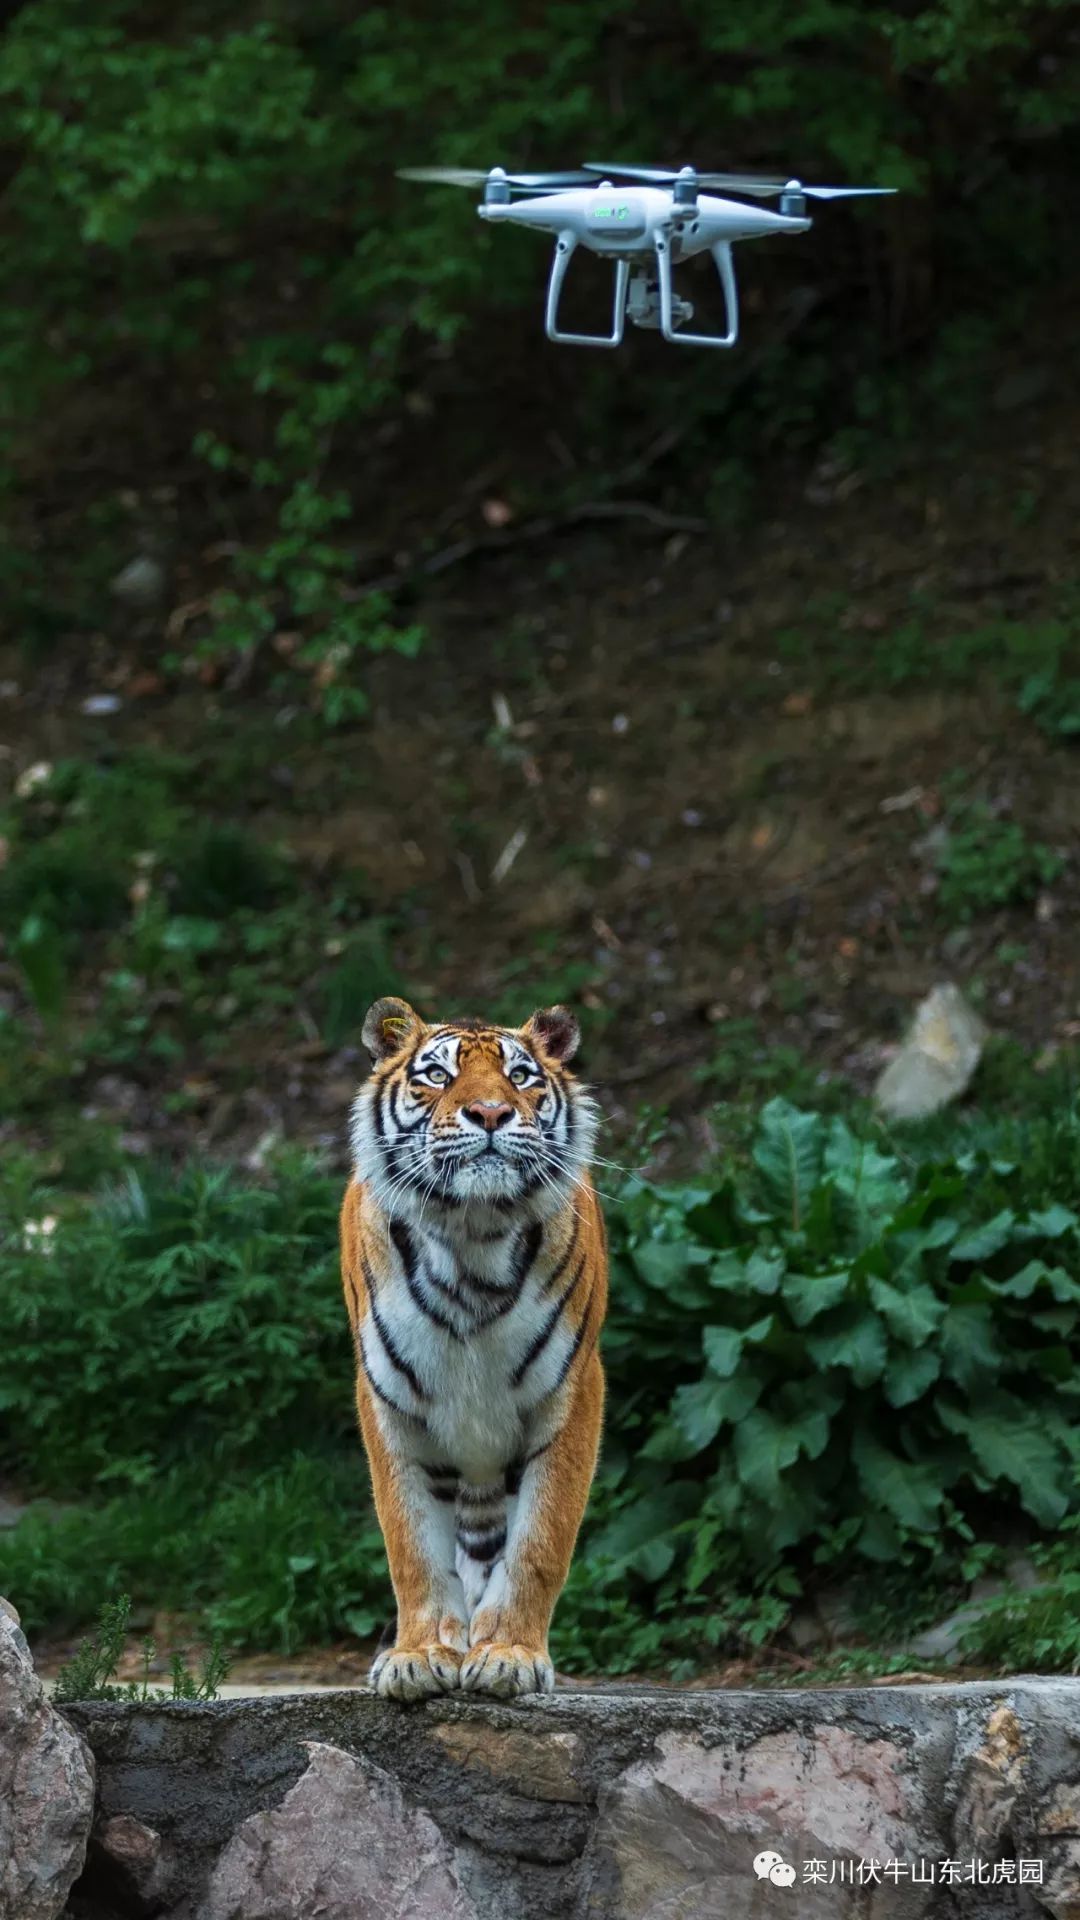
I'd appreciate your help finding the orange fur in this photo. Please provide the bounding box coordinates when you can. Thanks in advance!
[339,1004,607,1696]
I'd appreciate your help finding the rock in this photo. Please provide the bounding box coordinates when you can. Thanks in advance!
[90,1814,165,1914]
[906,1605,982,1664]
[586,1723,937,1917]
[201,1740,478,1920]
[874,982,987,1121]
[953,1704,1026,1856]
[0,1596,95,1920]
[786,1607,825,1653]
[64,1682,1080,1919]
[110,556,166,610]
[430,1721,587,1801]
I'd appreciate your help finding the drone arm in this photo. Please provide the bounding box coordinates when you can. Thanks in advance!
[545,232,629,349]
[656,236,739,349]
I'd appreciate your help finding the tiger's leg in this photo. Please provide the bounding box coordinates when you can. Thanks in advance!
[358,1391,469,1701]
[461,1353,604,1698]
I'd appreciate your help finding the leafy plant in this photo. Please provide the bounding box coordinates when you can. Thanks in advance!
[935,804,1063,919]
[8,1093,1080,1673]
[52,1593,230,1702]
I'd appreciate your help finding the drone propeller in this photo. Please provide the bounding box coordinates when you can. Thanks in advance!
[397,166,597,194]
[581,163,895,200]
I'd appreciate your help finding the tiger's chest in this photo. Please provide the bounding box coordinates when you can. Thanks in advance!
[359,1221,581,1479]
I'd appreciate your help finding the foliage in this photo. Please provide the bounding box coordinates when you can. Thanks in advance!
[7,1092,1080,1671]
[0,0,1077,693]
[52,1593,230,1702]
[780,602,1080,745]
[935,802,1063,920]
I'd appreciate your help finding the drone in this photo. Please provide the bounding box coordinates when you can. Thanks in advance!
[398,162,895,351]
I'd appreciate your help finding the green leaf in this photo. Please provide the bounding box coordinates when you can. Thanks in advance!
[745,1250,785,1294]
[671,1372,764,1448]
[590,1486,698,1574]
[994,1261,1080,1304]
[851,1430,943,1533]
[703,1325,743,1378]
[951,1211,1016,1261]
[884,1347,941,1407]
[161,915,223,955]
[752,1100,825,1232]
[938,1400,1069,1527]
[805,1311,888,1386]
[13,915,67,1025]
[733,1405,831,1501]
[867,1276,945,1345]
[939,1305,1002,1390]
[1022,1204,1078,1240]
[782,1268,851,1326]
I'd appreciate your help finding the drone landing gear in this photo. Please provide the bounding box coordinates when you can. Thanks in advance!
[544,231,740,350]
[652,238,739,349]
[545,235,629,348]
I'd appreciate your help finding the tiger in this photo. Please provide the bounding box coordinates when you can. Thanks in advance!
[339,995,607,1701]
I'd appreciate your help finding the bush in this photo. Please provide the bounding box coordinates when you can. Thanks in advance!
[6,1093,1080,1669]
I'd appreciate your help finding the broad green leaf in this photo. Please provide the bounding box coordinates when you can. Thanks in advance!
[805,1310,888,1386]
[825,1120,910,1245]
[868,1276,945,1345]
[782,1268,851,1326]
[753,1100,825,1232]
[951,1211,1016,1262]
[939,1305,1002,1390]
[938,1398,1069,1526]
[1019,1204,1078,1241]
[994,1261,1080,1304]
[884,1346,941,1407]
[851,1429,943,1532]
[733,1405,831,1500]
[703,1325,743,1378]
[745,1250,785,1294]
[664,1372,764,1453]
[589,1486,697,1571]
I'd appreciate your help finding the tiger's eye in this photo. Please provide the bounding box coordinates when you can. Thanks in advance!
[425,1066,449,1085]
[509,1065,531,1087]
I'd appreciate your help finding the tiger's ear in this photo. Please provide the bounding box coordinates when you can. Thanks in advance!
[362,997,423,1064]
[524,1005,580,1065]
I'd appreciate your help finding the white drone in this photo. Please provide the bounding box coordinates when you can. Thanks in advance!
[398,161,895,351]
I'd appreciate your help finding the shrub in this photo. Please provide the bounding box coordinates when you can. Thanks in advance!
[6,1095,1080,1669]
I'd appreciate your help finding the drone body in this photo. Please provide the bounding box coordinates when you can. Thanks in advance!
[398,162,895,351]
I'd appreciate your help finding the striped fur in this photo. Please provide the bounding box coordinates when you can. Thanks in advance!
[340,997,607,1700]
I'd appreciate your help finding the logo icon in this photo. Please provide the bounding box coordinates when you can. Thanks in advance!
[753,1849,796,1887]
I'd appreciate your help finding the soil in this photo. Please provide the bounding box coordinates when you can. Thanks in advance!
[5,344,1080,1177]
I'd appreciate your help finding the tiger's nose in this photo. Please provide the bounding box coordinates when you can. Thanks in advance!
[462,1101,514,1131]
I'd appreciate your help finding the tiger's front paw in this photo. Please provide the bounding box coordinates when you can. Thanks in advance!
[370,1643,462,1701]
[460,1642,554,1698]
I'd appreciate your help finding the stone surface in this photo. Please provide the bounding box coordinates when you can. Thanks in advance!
[58,1678,1080,1918]
[874,981,987,1120]
[0,1598,95,1920]
[201,1740,478,1920]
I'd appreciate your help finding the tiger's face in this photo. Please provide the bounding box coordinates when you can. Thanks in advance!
[350,998,596,1217]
